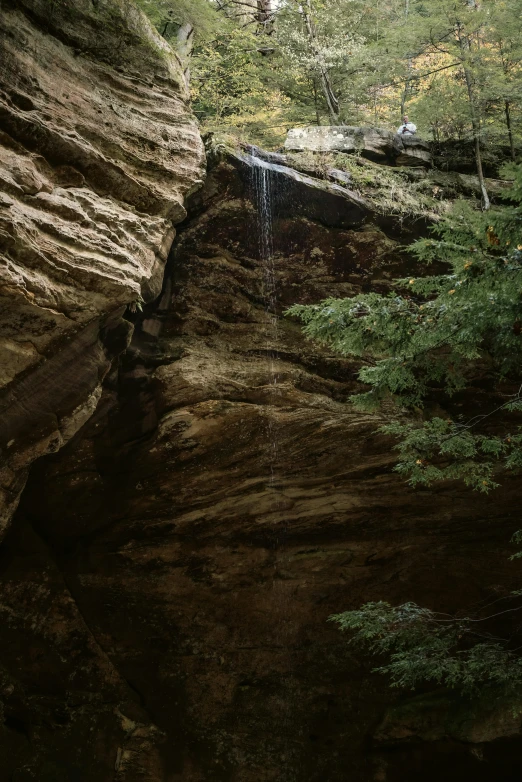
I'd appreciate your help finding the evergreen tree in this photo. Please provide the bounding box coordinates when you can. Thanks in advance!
[330,599,522,693]
[288,166,522,492]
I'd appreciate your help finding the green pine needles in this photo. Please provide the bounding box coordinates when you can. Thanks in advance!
[291,167,522,695]
[327,533,522,695]
[287,164,522,492]
[330,601,522,694]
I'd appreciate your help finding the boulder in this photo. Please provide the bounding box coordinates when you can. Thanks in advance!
[285,125,432,167]
[396,134,433,167]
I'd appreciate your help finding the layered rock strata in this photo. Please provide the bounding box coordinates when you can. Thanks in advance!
[0,0,205,531]
[4,147,522,781]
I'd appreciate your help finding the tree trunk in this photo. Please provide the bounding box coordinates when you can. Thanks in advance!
[257,0,272,28]
[256,0,275,51]
[464,70,490,209]
[312,79,321,125]
[222,0,274,36]
[319,70,340,124]
[400,0,411,116]
[504,102,516,162]
[301,0,340,124]
[175,23,194,87]
[462,65,490,210]
[457,24,490,210]
[401,59,412,117]
[498,41,516,162]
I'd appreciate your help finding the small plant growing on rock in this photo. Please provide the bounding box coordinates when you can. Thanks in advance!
[127,295,144,314]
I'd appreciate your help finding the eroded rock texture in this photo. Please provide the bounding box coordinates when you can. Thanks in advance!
[4,148,522,781]
[0,0,205,530]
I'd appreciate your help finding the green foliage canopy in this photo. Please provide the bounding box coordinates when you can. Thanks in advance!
[331,600,522,693]
[135,0,522,149]
[135,0,218,39]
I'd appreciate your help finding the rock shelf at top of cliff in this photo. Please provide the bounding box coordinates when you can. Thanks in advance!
[285,125,432,168]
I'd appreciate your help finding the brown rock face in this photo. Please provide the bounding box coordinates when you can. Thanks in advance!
[0,0,205,530]
[4,149,522,781]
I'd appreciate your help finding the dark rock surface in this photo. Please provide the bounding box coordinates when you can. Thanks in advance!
[432,138,520,177]
[230,150,369,228]
[3,147,522,781]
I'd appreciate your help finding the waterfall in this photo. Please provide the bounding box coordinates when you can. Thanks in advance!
[248,150,298,782]
[249,151,280,490]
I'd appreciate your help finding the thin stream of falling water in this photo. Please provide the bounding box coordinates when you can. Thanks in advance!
[249,152,299,779]
[250,152,280,493]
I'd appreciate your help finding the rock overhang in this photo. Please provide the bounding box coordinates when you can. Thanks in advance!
[230,149,370,229]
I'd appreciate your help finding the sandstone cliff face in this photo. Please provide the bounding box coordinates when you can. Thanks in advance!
[0,0,205,531]
[3,144,522,781]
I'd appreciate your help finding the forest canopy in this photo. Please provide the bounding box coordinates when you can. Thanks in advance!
[136,0,522,151]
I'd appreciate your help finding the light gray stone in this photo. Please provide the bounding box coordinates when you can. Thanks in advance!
[285,126,432,167]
